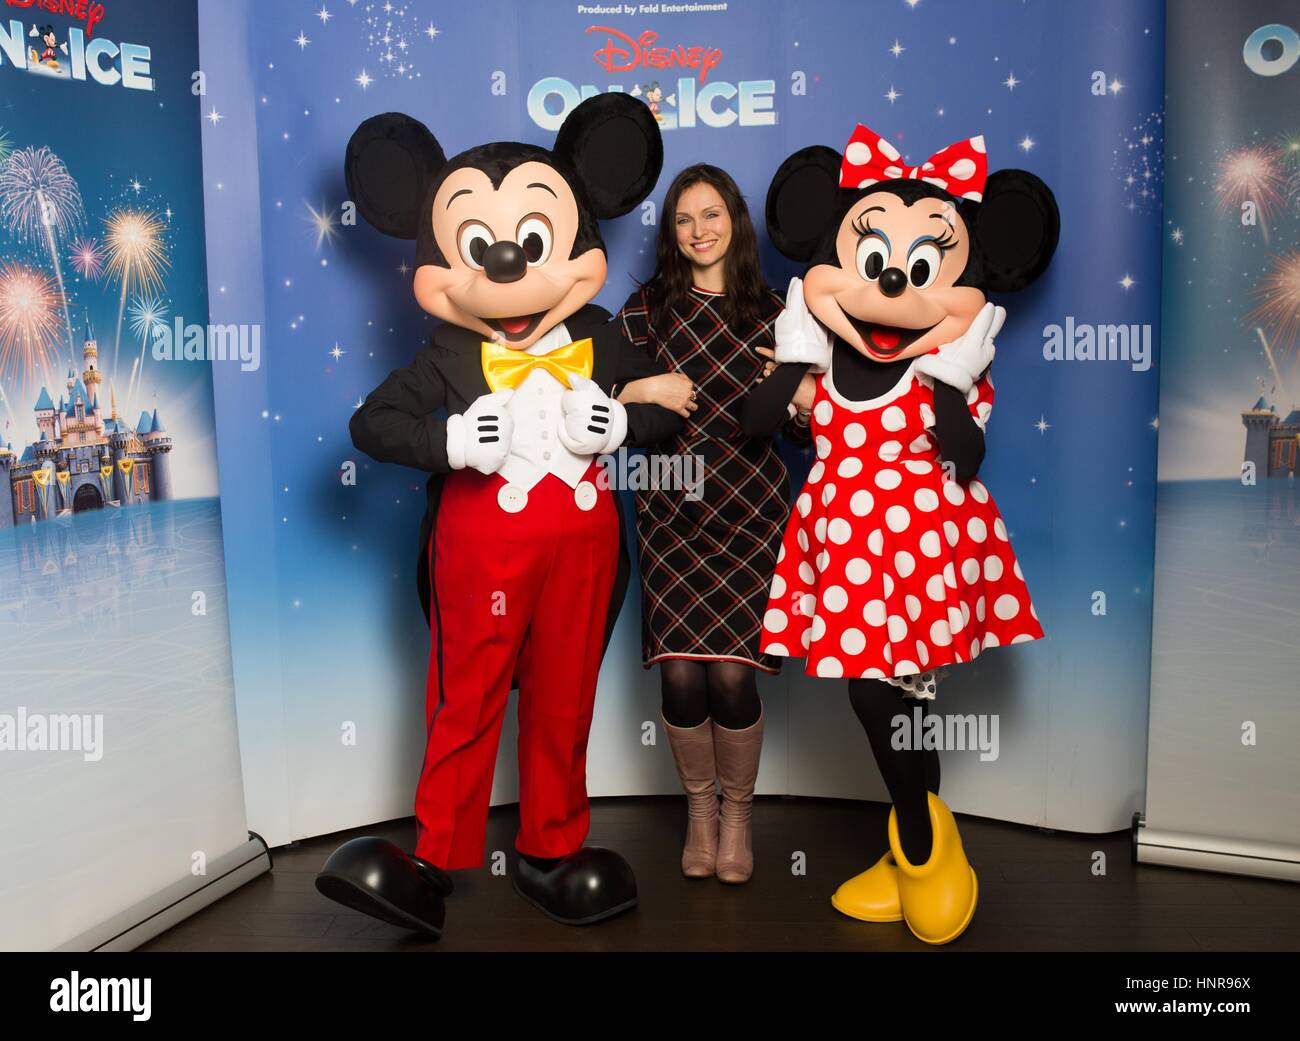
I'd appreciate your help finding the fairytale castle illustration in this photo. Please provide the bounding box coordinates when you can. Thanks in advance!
[0,321,175,529]
[1242,395,1300,478]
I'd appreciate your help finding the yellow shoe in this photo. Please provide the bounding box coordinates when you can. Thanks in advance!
[888,792,978,945]
[830,850,903,922]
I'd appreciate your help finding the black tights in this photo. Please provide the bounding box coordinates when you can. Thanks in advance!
[660,659,762,731]
[848,679,941,865]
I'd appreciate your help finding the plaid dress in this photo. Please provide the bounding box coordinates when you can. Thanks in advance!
[618,285,790,673]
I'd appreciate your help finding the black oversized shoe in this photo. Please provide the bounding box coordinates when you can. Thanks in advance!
[512,847,638,926]
[315,836,449,938]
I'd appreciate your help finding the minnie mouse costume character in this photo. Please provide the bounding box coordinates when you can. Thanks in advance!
[744,124,1058,944]
[315,94,681,937]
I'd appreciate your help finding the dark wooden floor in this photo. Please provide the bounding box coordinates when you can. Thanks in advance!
[141,796,1300,952]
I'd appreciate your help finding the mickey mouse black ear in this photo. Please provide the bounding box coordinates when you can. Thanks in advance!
[765,146,843,262]
[553,93,663,219]
[345,113,447,240]
[971,169,1060,293]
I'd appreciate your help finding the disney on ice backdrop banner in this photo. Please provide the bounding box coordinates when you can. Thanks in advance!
[0,0,252,949]
[197,0,1165,849]
[1146,1,1300,873]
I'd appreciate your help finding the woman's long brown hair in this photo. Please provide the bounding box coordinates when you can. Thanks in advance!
[641,164,767,337]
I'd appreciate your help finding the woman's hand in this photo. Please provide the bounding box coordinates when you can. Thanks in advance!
[755,346,778,383]
[617,372,698,418]
[792,372,817,412]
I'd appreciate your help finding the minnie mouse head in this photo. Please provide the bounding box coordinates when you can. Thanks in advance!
[345,93,663,350]
[766,124,1059,362]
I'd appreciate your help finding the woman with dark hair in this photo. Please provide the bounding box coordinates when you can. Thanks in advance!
[615,164,808,884]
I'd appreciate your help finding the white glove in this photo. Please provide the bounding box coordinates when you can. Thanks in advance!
[445,389,514,474]
[913,302,1005,394]
[558,375,628,456]
[774,276,833,373]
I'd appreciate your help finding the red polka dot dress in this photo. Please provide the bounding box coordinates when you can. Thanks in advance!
[759,358,1043,695]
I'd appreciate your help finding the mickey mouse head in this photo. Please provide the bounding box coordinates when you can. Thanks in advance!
[345,94,663,351]
[766,125,1060,363]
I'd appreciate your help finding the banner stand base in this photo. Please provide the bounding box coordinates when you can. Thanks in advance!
[1132,813,1300,883]
[55,833,273,952]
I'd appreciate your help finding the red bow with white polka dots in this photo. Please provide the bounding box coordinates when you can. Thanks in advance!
[838,124,988,202]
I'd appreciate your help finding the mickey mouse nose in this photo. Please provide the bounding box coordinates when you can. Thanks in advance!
[879,267,908,298]
[483,241,527,283]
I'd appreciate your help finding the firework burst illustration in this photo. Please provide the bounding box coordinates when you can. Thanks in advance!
[1215,145,1289,243]
[1249,251,1300,363]
[69,237,106,281]
[0,146,84,343]
[126,293,169,409]
[0,127,12,168]
[0,261,65,401]
[103,208,170,378]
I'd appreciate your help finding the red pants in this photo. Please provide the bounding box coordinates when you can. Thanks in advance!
[414,463,618,869]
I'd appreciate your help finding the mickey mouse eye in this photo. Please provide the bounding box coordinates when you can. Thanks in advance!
[855,234,889,282]
[907,242,943,289]
[458,222,495,269]
[516,214,553,266]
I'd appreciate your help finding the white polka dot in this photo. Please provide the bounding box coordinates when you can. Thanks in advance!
[943,481,966,506]
[887,615,908,642]
[883,643,893,664]
[823,586,848,612]
[905,595,922,621]
[947,605,965,634]
[895,551,916,577]
[857,177,878,189]
[868,529,884,555]
[883,164,903,179]
[984,556,1004,581]
[861,667,887,679]
[846,558,871,584]
[881,405,906,431]
[816,549,830,572]
[863,600,887,627]
[875,469,902,490]
[1014,560,1023,579]
[904,460,933,475]
[919,530,942,558]
[943,562,957,589]
[807,460,825,484]
[966,384,981,405]
[994,594,1020,620]
[771,574,787,598]
[798,562,815,585]
[878,440,902,461]
[810,614,826,641]
[909,434,932,453]
[841,628,866,655]
[851,490,875,516]
[994,518,1009,541]
[777,543,786,563]
[882,573,894,597]
[799,593,816,617]
[947,157,977,180]
[878,138,901,161]
[926,574,946,601]
[1030,602,1038,620]
[975,596,986,622]
[930,619,953,646]
[846,140,873,166]
[969,136,986,154]
[983,632,999,647]
[894,659,920,676]
[969,637,981,658]
[765,643,788,656]
[764,608,788,633]
[915,640,930,666]
[919,404,936,427]
[797,492,812,517]
[815,517,828,543]
[967,517,988,543]
[822,483,837,506]
[885,505,911,532]
[1011,633,1035,644]
[797,528,810,553]
[961,558,980,584]
[837,457,863,479]
[844,422,867,448]
[970,480,989,503]
[962,190,983,202]
[944,520,960,546]
[914,488,939,512]
[816,436,832,459]
[816,656,844,677]
[828,518,853,545]
[814,401,834,425]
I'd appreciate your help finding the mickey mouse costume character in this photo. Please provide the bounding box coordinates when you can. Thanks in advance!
[314,94,682,937]
[744,124,1059,944]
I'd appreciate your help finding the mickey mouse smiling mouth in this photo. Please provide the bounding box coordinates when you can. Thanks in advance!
[486,311,550,342]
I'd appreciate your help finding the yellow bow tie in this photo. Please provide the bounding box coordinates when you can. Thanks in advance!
[481,337,593,392]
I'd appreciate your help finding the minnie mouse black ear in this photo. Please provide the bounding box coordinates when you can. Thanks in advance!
[553,93,663,219]
[970,169,1059,293]
[345,113,447,240]
[765,146,843,262]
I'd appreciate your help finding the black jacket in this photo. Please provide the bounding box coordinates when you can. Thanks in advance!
[349,304,684,649]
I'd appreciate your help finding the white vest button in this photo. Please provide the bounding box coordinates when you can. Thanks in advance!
[574,481,598,512]
[497,484,528,514]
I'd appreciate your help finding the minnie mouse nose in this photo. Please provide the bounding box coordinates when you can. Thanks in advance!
[879,267,908,298]
[483,241,527,283]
